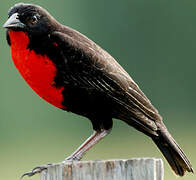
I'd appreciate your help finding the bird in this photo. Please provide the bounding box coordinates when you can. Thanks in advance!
[3,3,193,178]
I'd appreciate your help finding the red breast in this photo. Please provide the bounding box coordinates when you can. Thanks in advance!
[9,31,65,109]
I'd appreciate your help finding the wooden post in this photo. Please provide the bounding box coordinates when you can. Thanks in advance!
[41,158,164,180]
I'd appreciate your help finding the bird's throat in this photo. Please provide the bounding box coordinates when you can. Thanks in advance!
[9,30,65,109]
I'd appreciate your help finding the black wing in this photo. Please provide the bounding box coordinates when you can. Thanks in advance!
[50,28,162,135]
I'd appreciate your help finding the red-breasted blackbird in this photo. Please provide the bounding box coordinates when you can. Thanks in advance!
[3,3,193,177]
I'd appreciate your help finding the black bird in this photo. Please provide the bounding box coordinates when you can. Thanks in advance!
[3,3,194,177]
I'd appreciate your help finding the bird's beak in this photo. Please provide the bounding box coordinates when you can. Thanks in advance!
[3,13,25,29]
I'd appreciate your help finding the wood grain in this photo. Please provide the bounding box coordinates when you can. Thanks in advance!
[41,158,164,180]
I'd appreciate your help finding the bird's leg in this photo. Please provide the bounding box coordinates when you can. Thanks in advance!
[65,129,111,161]
[20,129,111,179]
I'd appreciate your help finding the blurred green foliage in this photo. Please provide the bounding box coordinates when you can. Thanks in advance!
[0,0,195,180]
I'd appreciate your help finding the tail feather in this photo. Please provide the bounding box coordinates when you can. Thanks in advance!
[152,127,194,176]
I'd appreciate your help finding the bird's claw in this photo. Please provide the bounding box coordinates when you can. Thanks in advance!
[64,155,80,162]
[20,164,52,180]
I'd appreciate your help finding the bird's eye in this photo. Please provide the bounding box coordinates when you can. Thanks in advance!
[29,15,38,25]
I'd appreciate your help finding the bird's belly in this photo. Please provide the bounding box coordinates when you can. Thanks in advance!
[9,31,65,109]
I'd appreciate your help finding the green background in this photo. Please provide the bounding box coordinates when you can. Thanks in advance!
[0,0,195,180]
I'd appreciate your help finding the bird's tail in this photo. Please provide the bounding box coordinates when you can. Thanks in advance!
[152,126,194,176]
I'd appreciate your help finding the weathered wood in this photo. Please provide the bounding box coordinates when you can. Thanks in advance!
[41,158,164,180]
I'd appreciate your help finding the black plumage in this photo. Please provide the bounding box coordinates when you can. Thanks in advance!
[4,3,193,177]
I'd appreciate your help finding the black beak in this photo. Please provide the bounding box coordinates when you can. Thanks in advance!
[3,13,25,29]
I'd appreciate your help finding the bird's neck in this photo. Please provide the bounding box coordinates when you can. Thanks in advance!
[8,31,29,67]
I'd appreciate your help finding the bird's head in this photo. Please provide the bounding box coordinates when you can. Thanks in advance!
[3,3,59,36]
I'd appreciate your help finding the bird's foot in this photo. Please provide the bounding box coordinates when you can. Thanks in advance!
[20,156,80,179]
[63,155,81,162]
[20,163,52,180]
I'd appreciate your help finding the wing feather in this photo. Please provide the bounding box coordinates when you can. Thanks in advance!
[50,29,162,133]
